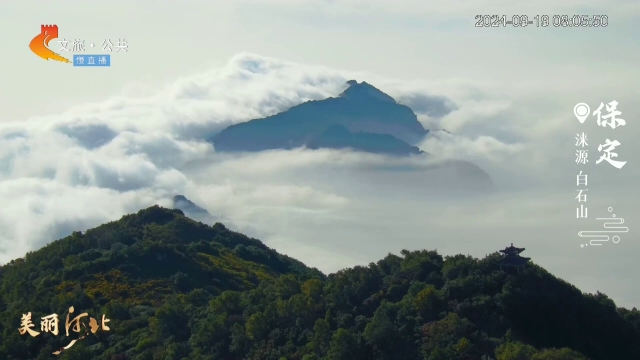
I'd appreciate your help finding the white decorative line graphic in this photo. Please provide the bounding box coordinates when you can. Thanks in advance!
[579,207,629,247]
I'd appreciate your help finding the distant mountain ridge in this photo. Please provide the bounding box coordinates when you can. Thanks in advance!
[212,80,428,155]
[173,195,208,215]
[173,194,220,224]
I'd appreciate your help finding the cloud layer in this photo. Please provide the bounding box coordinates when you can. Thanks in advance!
[1,53,638,307]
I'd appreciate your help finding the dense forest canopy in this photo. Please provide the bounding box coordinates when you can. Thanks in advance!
[0,206,639,360]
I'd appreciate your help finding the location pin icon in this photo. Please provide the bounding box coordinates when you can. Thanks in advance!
[574,103,590,124]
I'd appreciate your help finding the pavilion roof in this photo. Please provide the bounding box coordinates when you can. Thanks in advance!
[500,243,525,254]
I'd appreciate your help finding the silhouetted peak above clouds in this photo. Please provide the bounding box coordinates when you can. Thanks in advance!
[210,78,493,192]
[172,195,221,224]
[212,79,430,154]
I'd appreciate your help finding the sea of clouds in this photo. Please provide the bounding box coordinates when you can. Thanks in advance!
[1,53,638,307]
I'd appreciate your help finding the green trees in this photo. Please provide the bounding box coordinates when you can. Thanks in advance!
[328,328,363,360]
[0,206,638,359]
[495,342,588,360]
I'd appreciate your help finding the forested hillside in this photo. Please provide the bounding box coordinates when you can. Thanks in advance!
[0,206,638,360]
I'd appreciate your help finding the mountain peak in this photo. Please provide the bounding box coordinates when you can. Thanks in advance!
[339,80,397,104]
[172,195,189,203]
[173,194,221,224]
[212,80,427,154]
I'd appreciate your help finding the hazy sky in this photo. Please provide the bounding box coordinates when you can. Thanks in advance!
[1,1,639,308]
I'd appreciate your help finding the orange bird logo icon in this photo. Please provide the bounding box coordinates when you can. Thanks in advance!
[29,25,70,63]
